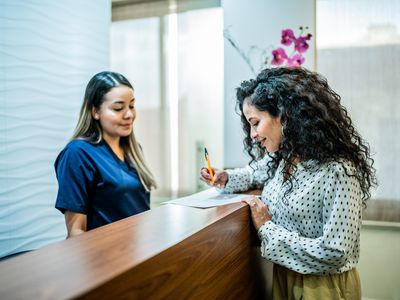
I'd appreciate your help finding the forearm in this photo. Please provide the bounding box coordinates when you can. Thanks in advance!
[67,228,86,238]
[258,221,351,274]
[65,211,87,238]
[218,168,255,194]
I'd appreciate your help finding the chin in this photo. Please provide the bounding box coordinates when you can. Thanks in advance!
[265,145,279,153]
[120,131,132,137]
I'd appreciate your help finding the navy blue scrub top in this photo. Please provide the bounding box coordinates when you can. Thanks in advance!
[55,139,150,230]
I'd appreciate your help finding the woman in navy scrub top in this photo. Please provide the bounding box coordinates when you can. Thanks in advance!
[55,71,157,238]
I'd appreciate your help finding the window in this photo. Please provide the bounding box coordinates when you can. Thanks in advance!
[111,2,223,203]
[317,0,400,220]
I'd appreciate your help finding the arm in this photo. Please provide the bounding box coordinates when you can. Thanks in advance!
[220,155,272,194]
[258,165,362,274]
[54,141,95,234]
[64,211,87,238]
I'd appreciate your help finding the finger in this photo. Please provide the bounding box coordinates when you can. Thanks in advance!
[199,176,214,185]
[200,168,209,176]
[241,196,255,202]
[245,196,260,203]
[200,171,211,180]
[202,174,212,181]
[200,167,209,174]
[241,198,257,207]
[241,200,249,207]
[199,174,216,187]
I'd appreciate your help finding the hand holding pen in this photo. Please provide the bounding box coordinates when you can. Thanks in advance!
[200,148,229,187]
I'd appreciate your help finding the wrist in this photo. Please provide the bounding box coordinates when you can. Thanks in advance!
[257,220,271,234]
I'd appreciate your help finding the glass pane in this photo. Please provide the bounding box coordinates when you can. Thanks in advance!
[317,0,400,202]
[111,18,169,201]
[177,7,224,195]
[111,8,224,200]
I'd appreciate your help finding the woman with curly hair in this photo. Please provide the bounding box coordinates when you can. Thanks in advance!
[200,67,376,299]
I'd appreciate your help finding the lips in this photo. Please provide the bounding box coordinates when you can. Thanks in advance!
[259,138,267,147]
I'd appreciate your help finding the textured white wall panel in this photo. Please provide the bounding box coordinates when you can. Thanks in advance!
[0,0,111,258]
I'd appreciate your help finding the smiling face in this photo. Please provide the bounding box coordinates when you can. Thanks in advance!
[92,84,136,144]
[243,100,283,153]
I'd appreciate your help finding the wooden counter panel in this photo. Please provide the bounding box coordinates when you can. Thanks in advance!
[81,204,266,299]
[0,203,267,299]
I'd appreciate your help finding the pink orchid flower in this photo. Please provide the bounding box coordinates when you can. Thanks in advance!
[271,48,288,65]
[287,54,305,67]
[281,29,295,46]
[294,36,310,53]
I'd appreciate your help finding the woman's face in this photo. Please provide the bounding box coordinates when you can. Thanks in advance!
[243,101,282,153]
[92,84,136,143]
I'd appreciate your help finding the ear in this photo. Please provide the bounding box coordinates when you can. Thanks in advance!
[92,107,99,120]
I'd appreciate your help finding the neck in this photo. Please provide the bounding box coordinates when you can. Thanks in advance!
[103,135,119,148]
[103,135,124,161]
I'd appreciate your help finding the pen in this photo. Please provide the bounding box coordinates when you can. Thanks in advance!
[204,148,215,184]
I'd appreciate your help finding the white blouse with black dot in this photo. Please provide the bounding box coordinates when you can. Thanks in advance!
[220,156,362,275]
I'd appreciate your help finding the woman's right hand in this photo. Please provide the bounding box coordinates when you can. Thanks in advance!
[200,168,229,188]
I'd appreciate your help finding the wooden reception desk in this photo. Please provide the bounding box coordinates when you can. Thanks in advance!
[0,203,268,299]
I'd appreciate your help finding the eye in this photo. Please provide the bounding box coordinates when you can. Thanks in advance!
[129,104,135,109]
[113,107,123,112]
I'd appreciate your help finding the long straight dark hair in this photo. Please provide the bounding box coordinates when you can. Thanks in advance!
[72,71,156,191]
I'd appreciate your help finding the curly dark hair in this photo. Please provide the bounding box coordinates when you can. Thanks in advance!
[236,67,377,203]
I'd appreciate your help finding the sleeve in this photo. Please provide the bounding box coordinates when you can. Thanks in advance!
[257,165,362,274]
[219,155,272,194]
[54,143,96,214]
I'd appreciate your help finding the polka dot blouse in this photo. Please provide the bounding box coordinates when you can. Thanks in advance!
[220,156,362,275]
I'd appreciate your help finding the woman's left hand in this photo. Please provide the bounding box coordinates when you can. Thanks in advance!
[242,196,272,231]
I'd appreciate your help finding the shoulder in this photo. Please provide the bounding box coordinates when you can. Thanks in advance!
[65,139,95,151]
[324,160,356,176]
[320,160,359,187]
[61,139,104,156]
[298,159,357,182]
[55,140,100,167]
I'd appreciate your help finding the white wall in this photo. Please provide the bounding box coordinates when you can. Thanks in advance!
[222,0,316,168]
[358,222,400,300]
[0,0,110,258]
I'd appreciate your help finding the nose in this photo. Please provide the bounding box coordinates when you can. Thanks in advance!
[124,108,133,119]
[250,126,258,139]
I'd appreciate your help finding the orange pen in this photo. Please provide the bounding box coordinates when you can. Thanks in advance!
[204,148,215,185]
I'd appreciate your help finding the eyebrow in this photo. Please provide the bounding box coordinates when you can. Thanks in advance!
[112,98,135,104]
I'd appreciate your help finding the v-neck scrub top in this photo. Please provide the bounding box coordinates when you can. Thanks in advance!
[55,139,150,230]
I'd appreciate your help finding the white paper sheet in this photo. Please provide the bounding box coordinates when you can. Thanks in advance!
[161,188,250,208]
